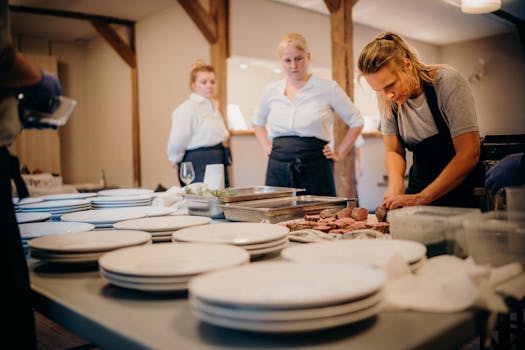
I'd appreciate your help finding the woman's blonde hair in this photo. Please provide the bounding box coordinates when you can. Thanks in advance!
[189,60,215,86]
[357,32,438,117]
[277,32,309,57]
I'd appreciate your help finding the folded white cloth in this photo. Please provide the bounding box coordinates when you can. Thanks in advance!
[152,185,184,208]
[383,254,524,314]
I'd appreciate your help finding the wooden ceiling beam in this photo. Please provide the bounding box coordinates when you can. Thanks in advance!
[90,20,136,68]
[177,0,218,44]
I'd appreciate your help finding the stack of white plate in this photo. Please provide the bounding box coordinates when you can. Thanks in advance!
[16,199,91,221]
[89,195,153,209]
[189,261,386,333]
[113,216,212,243]
[13,197,43,206]
[16,212,52,224]
[19,221,95,255]
[60,206,177,228]
[41,192,98,201]
[98,188,154,197]
[281,239,427,271]
[28,230,151,264]
[172,222,290,257]
[98,243,250,292]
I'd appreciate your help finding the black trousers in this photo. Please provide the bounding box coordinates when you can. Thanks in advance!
[1,146,38,349]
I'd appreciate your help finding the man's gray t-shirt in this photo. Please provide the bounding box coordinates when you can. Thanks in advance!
[380,65,479,149]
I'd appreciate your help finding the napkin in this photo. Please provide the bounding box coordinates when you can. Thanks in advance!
[152,185,184,208]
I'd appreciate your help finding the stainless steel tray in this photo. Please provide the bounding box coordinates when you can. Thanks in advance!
[183,186,305,219]
[217,195,355,223]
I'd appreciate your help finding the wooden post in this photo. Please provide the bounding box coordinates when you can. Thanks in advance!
[324,0,358,199]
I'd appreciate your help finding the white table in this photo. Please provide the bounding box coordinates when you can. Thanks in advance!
[28,250,486,350]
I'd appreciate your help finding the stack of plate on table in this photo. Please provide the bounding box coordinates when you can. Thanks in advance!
[281,239,427,271]
[89,195,153,209]
[13,197,43,206]
[113,216,212,243]
[19,221,95,255]
[16,212,51,224]
[16,199,91,221]
[60,206,177,229]
[28,230,151,264]
[41,192,97,201]
[171,222,290,257]
[98,243,250,292]
[189,261,386,333]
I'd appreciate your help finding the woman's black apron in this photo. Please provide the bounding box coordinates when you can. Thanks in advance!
[266,136,335,196]
[397,80,477,208]
[180,143,231,187]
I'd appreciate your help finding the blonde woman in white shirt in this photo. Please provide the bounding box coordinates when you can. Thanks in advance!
[253,33,364,196]
[167,61,231,186]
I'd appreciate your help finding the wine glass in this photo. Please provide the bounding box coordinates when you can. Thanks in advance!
[179,162,195,187]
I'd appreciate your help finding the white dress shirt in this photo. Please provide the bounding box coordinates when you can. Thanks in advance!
[252,76,364,142]
[167,93,229,164]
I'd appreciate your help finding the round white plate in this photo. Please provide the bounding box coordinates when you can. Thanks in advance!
[113,215,211,232]
[60,207,174,225]
[30,250,106,264]
[241,237,289,250]
[247,241,289,256]
[172,222,289,245]
[189,261,385,308]
[281,239,427,267]
[28,230,151,253]
[99,242,250,277]
[98,188,154,197]
[90,195,153,203]
[19,221,95,239]
[101,271,188,292]
[17,199,91,210]
[16,212,52,224]
[14,197,43,206]
[100,267,194,284]
[191,300,384,333]
[42,193,97,201]
[190,290,384,321]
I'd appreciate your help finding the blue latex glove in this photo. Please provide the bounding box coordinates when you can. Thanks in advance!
[19,70,62,114]
[485,153,525,194]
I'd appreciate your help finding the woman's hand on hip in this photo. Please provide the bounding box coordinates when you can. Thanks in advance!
[323,145,341,161]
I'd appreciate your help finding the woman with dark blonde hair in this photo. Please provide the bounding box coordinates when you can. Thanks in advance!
[253,33,364,196]
[358,32,480,208]
[167,60,231,186]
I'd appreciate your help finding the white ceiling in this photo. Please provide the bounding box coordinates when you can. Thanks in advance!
[7,0,525,45]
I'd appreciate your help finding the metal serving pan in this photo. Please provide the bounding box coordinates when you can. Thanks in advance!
[183,186,305,219]
[217,195,355,223]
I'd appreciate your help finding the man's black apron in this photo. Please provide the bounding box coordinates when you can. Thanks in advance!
[180,143,231,187]
[266,136,335,196]
[397,80,477,208]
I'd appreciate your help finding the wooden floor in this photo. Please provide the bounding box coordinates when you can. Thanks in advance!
[35,312,100,350]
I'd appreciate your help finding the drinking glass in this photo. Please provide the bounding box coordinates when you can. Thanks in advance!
[179,162,195,186]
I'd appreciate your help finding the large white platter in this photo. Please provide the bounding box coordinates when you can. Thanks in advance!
[189,261,385,308]
[16,212,51,224]
[16,199,90,210]
[172,222,289,245]
[191,299,384,333]
[19,221,95,239]
[89,195,153,204]
[60,206,176,225]
[190,290,384,322]
[13,197,43,206]
[42,193,97,201]
[113,215,211,232]
[100,270,189,292]
[98,188,154,197]
[98,243,250,277]
[28,230,151,253]
[281,239,427,267]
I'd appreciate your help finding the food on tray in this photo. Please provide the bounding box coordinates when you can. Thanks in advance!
[281,207,390,236]
[375,205,389,222]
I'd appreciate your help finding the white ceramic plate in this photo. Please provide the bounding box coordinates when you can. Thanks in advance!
[30,250,106,264]
[190,290,384,321]
[16,212,52,224]
[246,241,289,256]
[100,267,193,284]
[101,270,188,292]
[42,193,97,201]
[98,188,154,197]
[113,215,211,232]
[172,222,289,245]
[60,206,174,225]
[98,242,250,277]
[191,300,384,333]
[281,239,427,267]
[90,195,153,203]
[14,197,43,206]
[19,221,95,239]
[28,230,151,253]
[241,236,289,250]
[16,199,91,210]
[189,261,385,308]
